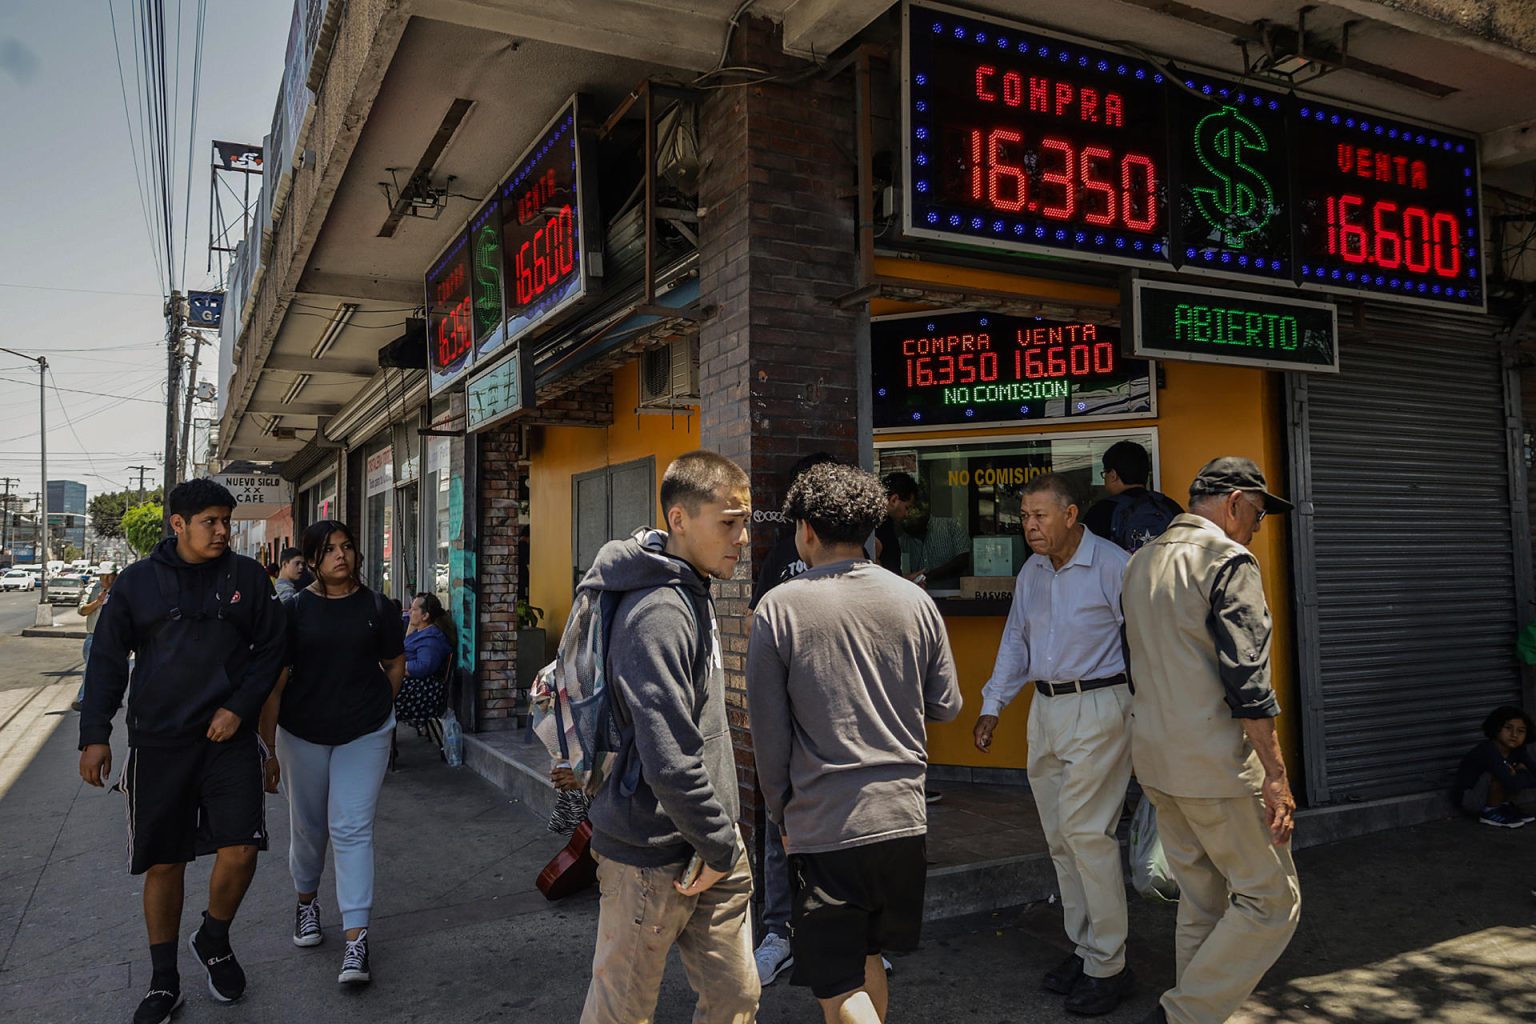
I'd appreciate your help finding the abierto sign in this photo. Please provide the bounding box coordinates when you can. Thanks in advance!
[213,474,292,506]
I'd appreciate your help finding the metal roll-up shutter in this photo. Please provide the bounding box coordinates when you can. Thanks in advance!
[1289,303,1531,805]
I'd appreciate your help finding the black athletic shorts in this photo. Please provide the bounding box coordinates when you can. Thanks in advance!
[789,834,927,999]
[114,731,268,875]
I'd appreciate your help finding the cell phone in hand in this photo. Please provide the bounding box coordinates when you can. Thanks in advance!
[678,851,704,889]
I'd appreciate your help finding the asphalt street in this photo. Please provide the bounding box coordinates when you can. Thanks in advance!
[0,630,1533,1023]
[0,592,50,642]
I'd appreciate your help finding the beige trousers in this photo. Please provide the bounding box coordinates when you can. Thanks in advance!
[1026,684,1133,977]
[1143,786,1301,1024]
[580,835,760,1024]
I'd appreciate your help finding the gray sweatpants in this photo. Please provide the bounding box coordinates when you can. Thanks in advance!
[277,714,394,930]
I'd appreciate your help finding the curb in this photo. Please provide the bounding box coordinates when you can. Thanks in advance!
[21,628,89,640]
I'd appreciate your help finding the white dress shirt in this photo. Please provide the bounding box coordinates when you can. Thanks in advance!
[980,527,1130,718]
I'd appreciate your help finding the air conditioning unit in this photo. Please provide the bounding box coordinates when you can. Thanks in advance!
[640,336,699,409]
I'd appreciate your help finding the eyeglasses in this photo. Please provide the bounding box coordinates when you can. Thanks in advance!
[1239,491,1267,523]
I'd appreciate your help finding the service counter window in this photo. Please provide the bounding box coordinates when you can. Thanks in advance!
[876,428,1158,612]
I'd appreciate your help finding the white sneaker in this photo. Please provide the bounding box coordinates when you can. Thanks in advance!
[754,932,794,985]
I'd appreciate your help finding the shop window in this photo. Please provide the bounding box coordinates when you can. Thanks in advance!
[877,429,1158,599]
[363,443,394,596]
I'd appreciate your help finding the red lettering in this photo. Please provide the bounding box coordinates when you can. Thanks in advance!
[1336,143,1353,174]
[1410,161,1428,189]
[1080,87,1099,123]
[1029,76,1048,112]
[1054,81,1074,117]
[1002,71,1023,106]
[975,65,997,101]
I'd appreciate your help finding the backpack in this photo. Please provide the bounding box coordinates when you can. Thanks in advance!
[1110,490,1181,553]
[531,577,700,800]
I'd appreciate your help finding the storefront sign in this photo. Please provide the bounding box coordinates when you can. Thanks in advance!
[466,346,533,433]
[212,473,291,506]
[1131,280,1338,372]
[902,3,1484,310]
[365,447,394,498]
[871,309,1154,429]
[498,96,598,344]
[187,290,225,329]
[426,231,474,395]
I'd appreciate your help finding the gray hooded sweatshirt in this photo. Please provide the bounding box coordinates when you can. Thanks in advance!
[585,529,741,873]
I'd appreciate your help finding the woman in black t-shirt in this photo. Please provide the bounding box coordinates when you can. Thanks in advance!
[259,519,405,986]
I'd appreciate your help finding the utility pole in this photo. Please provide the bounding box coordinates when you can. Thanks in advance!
[128,465,153,505]
[180,330,204,479]
[163,292,185,534]
[0,476,16,557]
[0,346,49,615]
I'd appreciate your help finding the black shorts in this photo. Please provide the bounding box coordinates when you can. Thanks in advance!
[789,835,927,999]
[114,731,268,875]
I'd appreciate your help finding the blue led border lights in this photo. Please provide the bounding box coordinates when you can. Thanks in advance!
[907,7,1171,268]
[1294,100,1481,305]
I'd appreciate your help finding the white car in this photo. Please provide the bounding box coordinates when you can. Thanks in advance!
[0,569,34,592]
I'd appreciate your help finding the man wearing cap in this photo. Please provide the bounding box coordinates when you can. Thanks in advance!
[1121,457,1301,1024]
[973,473,1135,1016]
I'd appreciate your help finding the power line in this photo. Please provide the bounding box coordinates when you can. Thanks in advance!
[107,0,165,291]
[0,377,161,404]
[179,0,208,291]
[0,281,162,299]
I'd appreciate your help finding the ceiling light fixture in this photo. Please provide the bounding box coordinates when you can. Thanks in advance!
[310,303,359,360]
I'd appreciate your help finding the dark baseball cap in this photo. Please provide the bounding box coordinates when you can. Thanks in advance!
[1189,457,1295,514]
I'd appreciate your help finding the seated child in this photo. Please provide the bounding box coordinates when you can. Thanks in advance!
[1454,706,1536,828]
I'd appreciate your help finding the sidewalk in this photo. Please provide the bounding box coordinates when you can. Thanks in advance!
[19,605,88,640]
[1,632,1533,1022]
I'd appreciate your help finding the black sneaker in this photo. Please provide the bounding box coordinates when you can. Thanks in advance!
[293,898,322,947]
[1042,952,1085,994]
[1501,802,1536,825]
[338,929,370,985]
[189,927,245,1002]
[132,986,182,1024]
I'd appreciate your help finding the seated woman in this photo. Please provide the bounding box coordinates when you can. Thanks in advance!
[397,593,453,728]
[1454,706,1536,828]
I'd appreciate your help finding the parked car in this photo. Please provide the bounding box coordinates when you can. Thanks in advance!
[45,575,85,606]
[0,569,33,592]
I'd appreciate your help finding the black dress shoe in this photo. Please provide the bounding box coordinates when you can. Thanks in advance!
[1137,1004,1168,1024]
[1065,966,1135,1016]
[1041,953,1085,994]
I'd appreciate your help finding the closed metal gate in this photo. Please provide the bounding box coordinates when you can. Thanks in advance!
[1288,304,1532,805]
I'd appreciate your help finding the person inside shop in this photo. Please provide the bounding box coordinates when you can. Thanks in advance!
[260,519,406,988]
[1453,705,1536,828]
[973,473,1136,1016]
[901,495,971,591]
[1082,441,1183,554]
[874,471,917,574]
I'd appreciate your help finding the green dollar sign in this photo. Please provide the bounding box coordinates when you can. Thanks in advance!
[1191,105,1275,249]
[474,223,501,333]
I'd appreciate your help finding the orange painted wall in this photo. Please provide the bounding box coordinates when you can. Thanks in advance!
[871,272,1297,778]
[528,359,699,633]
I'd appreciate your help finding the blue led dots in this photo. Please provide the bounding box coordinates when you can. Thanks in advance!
[926,212,939,224]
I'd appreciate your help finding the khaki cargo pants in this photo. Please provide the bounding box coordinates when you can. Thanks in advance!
[580,834,759,1024]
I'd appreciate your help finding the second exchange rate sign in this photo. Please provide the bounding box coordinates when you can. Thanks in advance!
[904,7,1171,265]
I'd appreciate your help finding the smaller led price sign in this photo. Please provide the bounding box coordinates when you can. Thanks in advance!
[1294,103,1482,308]
[1169,74,1293,282]
[466,345,532,433]
[872,309,1154,430]
[904,4,1171,266]
[499,96,597,342]
[1131,279,1338,373]
[426,230,473,395]
[470,197,506,359]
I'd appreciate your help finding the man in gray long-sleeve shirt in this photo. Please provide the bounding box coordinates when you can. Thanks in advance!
[1121,456,1301,1024]
[748,463,962,1024]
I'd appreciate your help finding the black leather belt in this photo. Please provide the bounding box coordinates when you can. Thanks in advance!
[1033,673,1127,697]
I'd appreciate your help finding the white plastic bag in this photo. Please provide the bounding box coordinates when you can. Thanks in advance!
[1129,797,1180,902]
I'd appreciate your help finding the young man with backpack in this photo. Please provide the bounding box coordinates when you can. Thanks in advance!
[78,479,287,1024]
[1083,441,1183,554]
[579,450,760,1024]
[748,462,963,1024]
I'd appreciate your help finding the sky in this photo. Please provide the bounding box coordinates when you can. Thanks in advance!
[0,0,293,511]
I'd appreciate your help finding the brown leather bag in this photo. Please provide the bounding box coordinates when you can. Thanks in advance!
[536,818,597,900]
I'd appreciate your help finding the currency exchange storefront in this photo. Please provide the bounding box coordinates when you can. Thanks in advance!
[870,4,1527,805]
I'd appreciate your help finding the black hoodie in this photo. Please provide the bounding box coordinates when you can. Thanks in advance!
[79,538,287,749]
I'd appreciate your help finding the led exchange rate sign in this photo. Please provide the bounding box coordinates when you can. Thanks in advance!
[903,3,1485,311]
[499,97,596,342]
[871,309,1154,429]
[426,231,473,395]
[904,5,1171,263]
[470,197,505,360]
[1293,101,1481,306]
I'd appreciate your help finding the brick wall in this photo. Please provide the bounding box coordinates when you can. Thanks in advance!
[696,16,864,842]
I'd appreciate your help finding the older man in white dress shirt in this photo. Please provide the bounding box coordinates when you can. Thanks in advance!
[973,473,1134,1017]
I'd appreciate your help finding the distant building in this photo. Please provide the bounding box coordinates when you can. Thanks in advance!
[47,480,87,553]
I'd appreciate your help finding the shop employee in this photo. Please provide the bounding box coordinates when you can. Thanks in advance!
[972,473,1134,1017]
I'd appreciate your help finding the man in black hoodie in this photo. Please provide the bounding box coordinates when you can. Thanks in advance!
[79,479,286,1024]
[580,450,759,1024]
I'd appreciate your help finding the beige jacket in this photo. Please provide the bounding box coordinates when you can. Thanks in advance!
[1122,514,1279,798]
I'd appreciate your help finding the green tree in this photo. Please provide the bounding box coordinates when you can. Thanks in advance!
[121,503,165,556]
[59,543,83,561]
[90,487,163,541]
